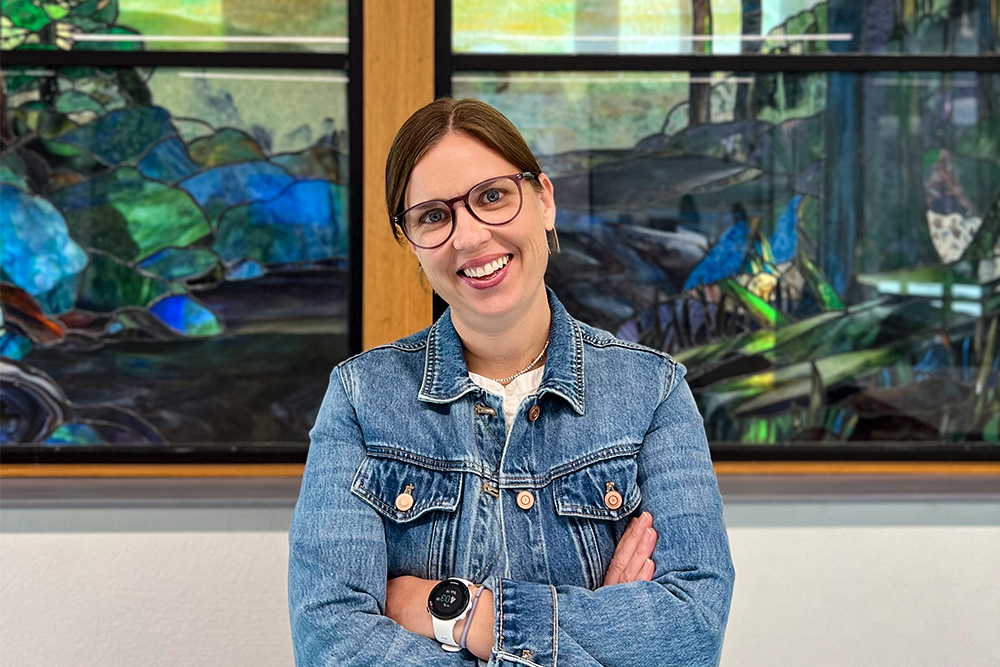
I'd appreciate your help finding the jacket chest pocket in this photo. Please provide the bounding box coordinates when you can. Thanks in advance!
[351,454,464,579]
[552,453,641,589]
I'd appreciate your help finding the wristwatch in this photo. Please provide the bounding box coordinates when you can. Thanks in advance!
[427,578,474,652]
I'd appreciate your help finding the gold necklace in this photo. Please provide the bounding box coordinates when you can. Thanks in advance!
[493,338,549,384]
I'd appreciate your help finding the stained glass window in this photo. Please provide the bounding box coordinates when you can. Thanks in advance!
[1,65,349,448]
[454,70,1000,445]
[454,0,999,55]
[1,0,348,53]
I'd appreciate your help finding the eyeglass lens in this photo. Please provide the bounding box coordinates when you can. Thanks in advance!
[403,176,522,248]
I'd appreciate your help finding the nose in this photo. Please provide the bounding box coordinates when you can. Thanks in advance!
[450,203,490,251]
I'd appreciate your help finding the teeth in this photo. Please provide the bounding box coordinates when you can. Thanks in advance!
[462,255,510,278]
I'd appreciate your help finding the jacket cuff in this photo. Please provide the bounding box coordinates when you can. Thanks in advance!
[486,576,557,667]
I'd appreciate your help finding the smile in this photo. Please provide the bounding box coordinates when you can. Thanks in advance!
[460,254,511,280]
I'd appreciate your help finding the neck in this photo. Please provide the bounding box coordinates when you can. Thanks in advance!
[453,288,551,384]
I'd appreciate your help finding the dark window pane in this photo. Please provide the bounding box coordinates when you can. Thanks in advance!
[455,70,1000,445]
[1,67,350,448]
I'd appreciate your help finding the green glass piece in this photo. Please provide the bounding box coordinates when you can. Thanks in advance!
[0,156,30,190]
[44,4,70,20]
[52,167,211,262]
[5,0,50,31]
[718,277,788,327]
[137,247,219,281]
[69,0,119,24]
[54,90,106,115]
[798,251,845,310]
[76,251,169,312]
[44,423,103,445]
[188,129,267,167]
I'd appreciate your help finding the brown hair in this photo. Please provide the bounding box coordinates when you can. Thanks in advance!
[385,97,543,243]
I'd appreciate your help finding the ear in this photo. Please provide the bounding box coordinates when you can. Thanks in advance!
[537,172,556,232]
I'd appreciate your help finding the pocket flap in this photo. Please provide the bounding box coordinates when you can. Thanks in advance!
[553,454,640,520]
[351,455,463,523]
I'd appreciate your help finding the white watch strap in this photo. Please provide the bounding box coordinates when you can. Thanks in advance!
[431,579,473,651]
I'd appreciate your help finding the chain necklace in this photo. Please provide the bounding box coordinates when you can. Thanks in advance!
[493,338,549,384]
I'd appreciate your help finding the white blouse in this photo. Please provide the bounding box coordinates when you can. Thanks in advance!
[468,366,545,436]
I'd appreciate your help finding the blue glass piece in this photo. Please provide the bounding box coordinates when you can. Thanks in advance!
[58,106,176,166]
[148,294,223,337]
[683,214,751,290]
[44,423,104,445]
[226,259,265,281]
[137,247,218,281]
[770,195,802,264]
[214,180,344,265]
[0,332,33,360]
[137,137,200,183]
[178,161,294,222]
[0,185,89,314]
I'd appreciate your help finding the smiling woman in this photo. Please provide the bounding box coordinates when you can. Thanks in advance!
[288,98,735,666]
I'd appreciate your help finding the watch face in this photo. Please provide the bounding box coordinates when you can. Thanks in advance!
[428,579,471,620]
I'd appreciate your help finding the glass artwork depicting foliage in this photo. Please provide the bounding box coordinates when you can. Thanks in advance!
[454,0,999,55]
[1,65,350,447]
[1,0,348,52]
[455,69,1000,445]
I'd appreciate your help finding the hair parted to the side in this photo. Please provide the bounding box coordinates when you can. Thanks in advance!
[385,97,543,244]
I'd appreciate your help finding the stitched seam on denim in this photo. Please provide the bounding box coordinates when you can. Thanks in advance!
[579,332,675,362]
[364,446,494,477]
[495,652,543,667]
[350,484,459,522]
[336,339,427,371]
[493,443,642,489]
[419,320,438,398]
[663,354,679,402]
[550,584,558,667]
[553,491,641,518]
[497,577,504,653]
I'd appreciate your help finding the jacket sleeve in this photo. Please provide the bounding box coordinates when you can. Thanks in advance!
[288,365,479,666]
[482,361,735,667]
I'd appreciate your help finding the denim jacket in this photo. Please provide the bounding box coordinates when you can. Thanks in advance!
[289,288,734,666]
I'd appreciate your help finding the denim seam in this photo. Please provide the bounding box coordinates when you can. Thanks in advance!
[553,490,640,519]
[551,584,558,667]
[495,652,543,667]
[350,480,461,522]
[363,446,492,476]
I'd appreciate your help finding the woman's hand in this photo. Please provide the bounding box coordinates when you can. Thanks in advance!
[603,511,657,586]
[385,575,436,639]
[385,575,494,660]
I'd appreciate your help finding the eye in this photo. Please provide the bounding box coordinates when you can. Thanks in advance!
[481,188,503,204]
[421,208,448,225]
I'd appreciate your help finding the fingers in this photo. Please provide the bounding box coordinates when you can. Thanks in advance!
[637,557,656,582]
[620,525,657,583]
[603,512,657,587]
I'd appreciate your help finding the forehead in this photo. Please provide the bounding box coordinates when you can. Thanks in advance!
[405,132,519,206]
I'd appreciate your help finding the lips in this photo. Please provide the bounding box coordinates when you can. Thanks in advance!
[457,254,513,290]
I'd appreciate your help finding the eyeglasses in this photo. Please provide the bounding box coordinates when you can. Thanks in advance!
[393,172,536,250]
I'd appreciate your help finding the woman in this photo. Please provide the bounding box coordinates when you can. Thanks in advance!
[289,98,734,666]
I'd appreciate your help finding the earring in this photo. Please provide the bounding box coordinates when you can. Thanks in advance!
[547,227,560,254]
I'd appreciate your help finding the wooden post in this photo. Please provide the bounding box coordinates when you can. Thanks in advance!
[362,0,436,349]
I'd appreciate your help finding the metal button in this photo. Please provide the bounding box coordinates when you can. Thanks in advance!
[516,490,535,510]
[604,482,623,510]
[394,484,414,512]
[527,405,541,422]
[474,404,496,416]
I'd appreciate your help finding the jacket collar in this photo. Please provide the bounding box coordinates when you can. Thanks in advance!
[418,287,585,415]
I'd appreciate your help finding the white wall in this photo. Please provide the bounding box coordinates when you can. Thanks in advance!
[2,480,998,667]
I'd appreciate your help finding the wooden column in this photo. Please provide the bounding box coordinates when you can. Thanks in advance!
[362,0,436,349]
